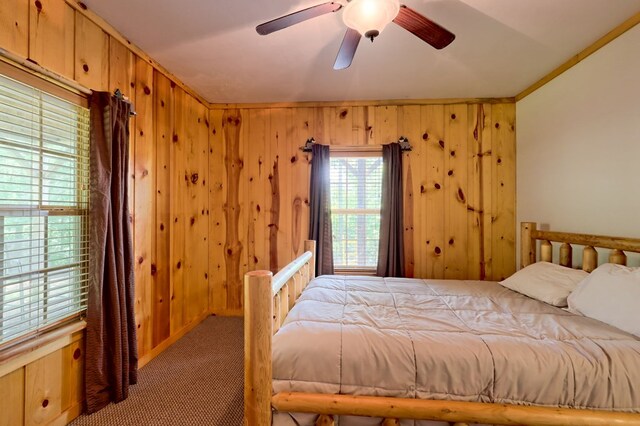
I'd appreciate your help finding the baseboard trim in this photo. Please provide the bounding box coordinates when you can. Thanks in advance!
[49,401,83,426]
[211,309,243,317]
[138,312,211,369]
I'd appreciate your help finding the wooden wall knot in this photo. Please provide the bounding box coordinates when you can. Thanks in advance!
[457,188,466,203]
[191,173,199,184]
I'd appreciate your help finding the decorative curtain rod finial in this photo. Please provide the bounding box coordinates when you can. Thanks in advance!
[113,89,137,116]
[301,137,316,152]
[398,136,412,151]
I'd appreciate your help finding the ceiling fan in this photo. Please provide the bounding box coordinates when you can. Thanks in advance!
[256,0,455,70]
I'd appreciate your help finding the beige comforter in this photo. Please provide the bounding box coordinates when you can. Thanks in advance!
[272,276,640,425]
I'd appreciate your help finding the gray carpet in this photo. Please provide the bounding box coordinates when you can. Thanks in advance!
[72,316,244,426]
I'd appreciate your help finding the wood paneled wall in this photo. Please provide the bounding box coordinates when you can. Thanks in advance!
[1,0,518,421]
[208,103,516,314]
[0,0,210,423]
[0,333,83,426]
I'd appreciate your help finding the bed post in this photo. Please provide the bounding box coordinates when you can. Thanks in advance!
[521,222,537,268]
[244,270,273,426]
[305,240,317,280]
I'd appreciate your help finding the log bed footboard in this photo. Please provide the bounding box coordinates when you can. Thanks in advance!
[244,226,640,426]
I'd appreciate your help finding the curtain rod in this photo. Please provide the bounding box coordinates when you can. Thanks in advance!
[301,137,412,153]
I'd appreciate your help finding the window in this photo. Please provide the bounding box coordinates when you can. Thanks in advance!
[0,73,90,346]
[330,155,383,270]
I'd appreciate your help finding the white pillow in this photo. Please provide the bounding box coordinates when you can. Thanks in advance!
[499,261,589,307]
[568,263,640,337]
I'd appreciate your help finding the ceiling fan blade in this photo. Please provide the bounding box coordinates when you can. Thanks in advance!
[393,5,455,49]
[256,2,342,35]
[334,28,361,70]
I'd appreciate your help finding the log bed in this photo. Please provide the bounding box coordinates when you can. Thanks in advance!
[244,223,640,426]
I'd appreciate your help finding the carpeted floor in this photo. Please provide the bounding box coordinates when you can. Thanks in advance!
[71,316,244,426]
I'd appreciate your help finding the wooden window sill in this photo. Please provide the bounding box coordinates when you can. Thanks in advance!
[334,269,377,276]
[0,319,86,378]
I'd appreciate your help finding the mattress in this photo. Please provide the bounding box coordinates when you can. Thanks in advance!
[272,275,640,426]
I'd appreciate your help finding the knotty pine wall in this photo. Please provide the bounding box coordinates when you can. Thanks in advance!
[208,103,516,315]
[0,0,209,423]
[1,0,518,421]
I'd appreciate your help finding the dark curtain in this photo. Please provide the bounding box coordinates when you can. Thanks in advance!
[308,144,334,276]
[377,143,405,277]
[85,92,137,413]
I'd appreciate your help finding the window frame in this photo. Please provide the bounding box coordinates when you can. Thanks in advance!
[0,59,89,354]
[329,149,383,273]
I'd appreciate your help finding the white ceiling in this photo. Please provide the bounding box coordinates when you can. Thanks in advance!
[84,0,640,104]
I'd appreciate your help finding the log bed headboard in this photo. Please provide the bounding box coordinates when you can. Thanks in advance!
[521,222,640,271]
[244,224,640,426]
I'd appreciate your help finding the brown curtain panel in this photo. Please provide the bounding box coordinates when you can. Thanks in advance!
[85,92,137,413]
[377,143,405,277]
[308,143,334,276]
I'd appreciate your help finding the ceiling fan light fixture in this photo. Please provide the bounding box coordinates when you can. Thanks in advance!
[342,0,400,40]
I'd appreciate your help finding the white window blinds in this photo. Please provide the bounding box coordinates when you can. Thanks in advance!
[0,73,90,346]
[330,156,383,269]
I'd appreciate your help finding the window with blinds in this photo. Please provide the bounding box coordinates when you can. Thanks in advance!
[0,73,90,346]
[330,156,383,270]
